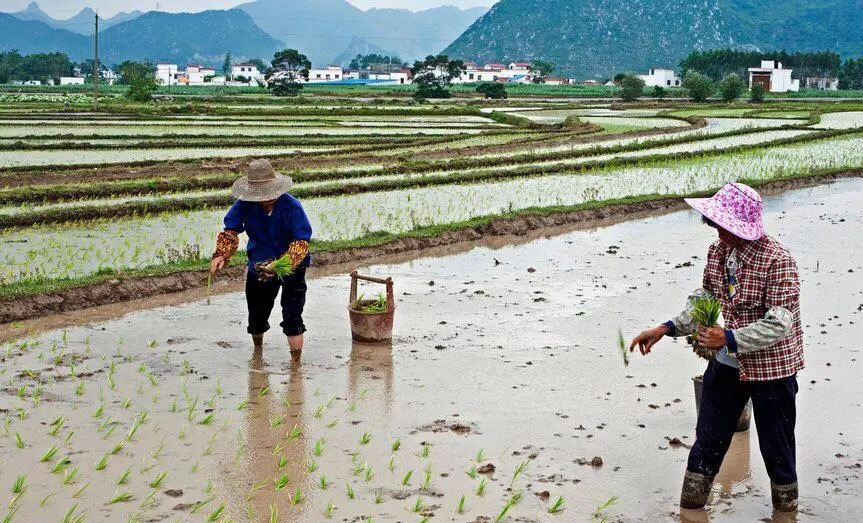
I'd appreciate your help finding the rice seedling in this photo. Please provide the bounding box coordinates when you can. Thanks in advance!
[237,399,248,410]
[457,495,466,514]
[139,490,157,510]
[0,507,18,523]
[593,496,619,521]
[291,488,303,505]
[258,386,269,397]
[93,403,104,418]
[307,458,319,473]
[617,328,629,366]
[375,490,384,504]
[475,477,488,496]
[360,432,372,445]
[269,504,279,523]
[325,419,339,429]
[389,455,396,472]
[199,412,216,425]
[109,490,133,504]
[61,504,81,523]
[204,480,214,494]
[206,504,226,522]
[466,465,478,479]
[63,467,79,485]
[41,444,59,462]
[313,438,325,456]
[401,470,413,487]
[548,495,565,514]
[277,454,289,470]
[11,475,25,494]
[270,414,284,428]
[287,424,301,439]
[75,381,85,396]
[122,398,132,409]
[117,467,132,485]
[191,496,216,514]
[40,493,55,507]
[149,471,167,489]
[412,495,425,513]
[323,500,335,519]
[420,444,430,458]
[346,482,356,499]
[319,475,329,489]
[110,440,125,455]
[314,405,325,418]
[474,449,487,462]
[14,432,23,449]
[272,442,284,455]
[274,474,290,491]
[511,459,530,486]
[51,456,71,473]
[391,439,402,452]
[72,482,89,499]
[95,454,109,471]
[496,491,523,522]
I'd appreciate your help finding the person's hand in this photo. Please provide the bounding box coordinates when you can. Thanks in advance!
[696,326,726,349]
[210,256,225,276]
[630,325,669,355]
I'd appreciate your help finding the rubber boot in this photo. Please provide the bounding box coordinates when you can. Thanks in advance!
[771,482,798,512]
[680,471,714,509]
[252,334,263,349]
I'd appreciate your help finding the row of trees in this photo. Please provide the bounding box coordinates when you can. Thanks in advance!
[618,71,764,103]
[0,51,74,85]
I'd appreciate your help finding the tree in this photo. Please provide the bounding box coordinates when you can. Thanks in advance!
[749,84,766,103]
[476,82,507,99]
[248,58,268,73]
[682,71,715,102]
[348,53,405,70]
[619,73,645,101]
[718,72,745,101]
[530,60,554,84]
[838,58,863,90]
[118,61,156,102]
[410,55,466,100]
[266,49,311,97]
[653,85,666,99]
[612,72,626,85]
[222,51,232,79]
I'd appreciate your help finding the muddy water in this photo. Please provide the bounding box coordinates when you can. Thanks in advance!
[1,179,861,522]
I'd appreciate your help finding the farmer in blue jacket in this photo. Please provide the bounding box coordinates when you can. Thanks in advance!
[210,159,312,362]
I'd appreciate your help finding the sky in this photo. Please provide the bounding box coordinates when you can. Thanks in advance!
[0,0,491,19]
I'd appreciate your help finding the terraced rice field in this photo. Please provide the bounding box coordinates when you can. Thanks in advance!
[1,94,863,523]
[1,99,861,289]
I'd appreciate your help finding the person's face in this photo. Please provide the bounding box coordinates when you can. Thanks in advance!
[717,226,745,248]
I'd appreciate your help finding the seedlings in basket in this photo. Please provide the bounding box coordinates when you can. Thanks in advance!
[547,495,565,514]
[353,293,387,313]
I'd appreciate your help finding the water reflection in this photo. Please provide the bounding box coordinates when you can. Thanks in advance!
[714,432,753,495]
[347,341,395,417]
[243,348,310,520]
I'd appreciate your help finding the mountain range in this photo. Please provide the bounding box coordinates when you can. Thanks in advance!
[2,0,487,67]
[237,0,488,65]
[444,0,863,78]
[0,9,283,66]
[11,2,142,34]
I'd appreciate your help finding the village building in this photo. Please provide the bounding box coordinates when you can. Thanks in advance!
[59,77,85,85]
[748,60,800,92]
[231,63,264,83]
[803,76,839,90]
[452,61,535,84]
[639,67,681,88]
[307,65,344,83]
[184,64,216,85]
[156,63,180,86]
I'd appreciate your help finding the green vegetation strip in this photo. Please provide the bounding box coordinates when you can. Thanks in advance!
[1,168,858,301]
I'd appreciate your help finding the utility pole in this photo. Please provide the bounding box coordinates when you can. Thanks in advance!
[93,13,99,111]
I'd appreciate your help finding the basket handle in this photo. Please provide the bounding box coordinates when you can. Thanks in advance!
[349,271,395,311]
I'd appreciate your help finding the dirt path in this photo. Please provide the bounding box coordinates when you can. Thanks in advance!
[1,179,860,522]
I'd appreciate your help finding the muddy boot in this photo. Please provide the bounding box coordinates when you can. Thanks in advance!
[771,482,798,512]
[680,471,714,509]
[252,334,263,349]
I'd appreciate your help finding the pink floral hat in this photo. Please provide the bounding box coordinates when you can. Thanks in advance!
[684,183,765,241]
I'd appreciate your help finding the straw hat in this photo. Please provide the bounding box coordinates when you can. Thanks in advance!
[684,182,765,241]
[231,159,293,202]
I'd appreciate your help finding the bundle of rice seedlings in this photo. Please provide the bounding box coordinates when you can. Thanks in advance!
[687,296,722,360]
[254,256,294,281]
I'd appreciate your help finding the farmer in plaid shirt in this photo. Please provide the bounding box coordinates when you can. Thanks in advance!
[630,182,803,513]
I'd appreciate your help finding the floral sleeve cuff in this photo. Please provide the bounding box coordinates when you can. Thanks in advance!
[284,240,309,270]
[213,230,239,261]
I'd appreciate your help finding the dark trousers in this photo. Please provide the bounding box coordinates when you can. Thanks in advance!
[687,359,798,486]
[245,268,307,337]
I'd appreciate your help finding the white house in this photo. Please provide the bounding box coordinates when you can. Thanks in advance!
[231,63,264,82]
[307,65,343,83]
[184,64,216,85]
[60,77,85,85]
[639,68,681,88]
[803,76,839,90]
[156,63,179,86]
[452,61,536,83]
[748,60,800,93]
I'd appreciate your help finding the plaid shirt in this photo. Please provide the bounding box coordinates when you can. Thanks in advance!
[697,236,804,381]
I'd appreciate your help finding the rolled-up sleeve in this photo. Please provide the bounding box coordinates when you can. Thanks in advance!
[730,256,799,354]
[667,287,716,337]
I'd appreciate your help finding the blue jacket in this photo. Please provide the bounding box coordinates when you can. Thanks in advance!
[223,194,313,274]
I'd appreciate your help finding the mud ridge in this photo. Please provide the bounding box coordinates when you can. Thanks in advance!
[1,171,859,324]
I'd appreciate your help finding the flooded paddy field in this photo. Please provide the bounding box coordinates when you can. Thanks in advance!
[1,179,860,522]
